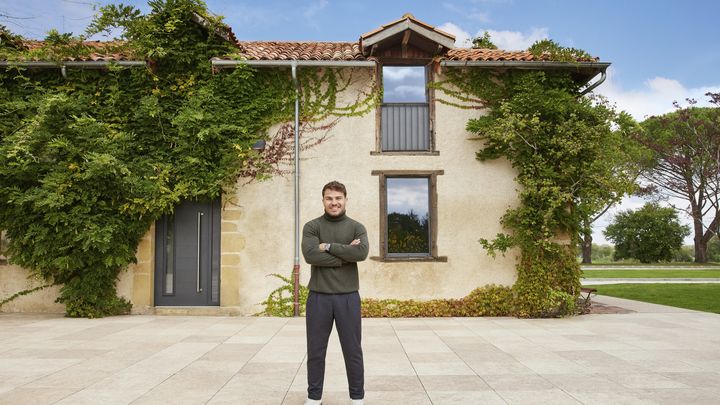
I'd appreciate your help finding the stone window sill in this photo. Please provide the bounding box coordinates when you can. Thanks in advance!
[370,256,448,263]
[370,151,439,156]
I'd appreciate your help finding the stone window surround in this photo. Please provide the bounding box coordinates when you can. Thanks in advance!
[371,61,438,155]
[370,169,447,262]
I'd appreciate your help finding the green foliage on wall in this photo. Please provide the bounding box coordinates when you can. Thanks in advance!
[0,0,377,317]
[361,285,516,317]
[433,45,637,317]
[256,273,310,317]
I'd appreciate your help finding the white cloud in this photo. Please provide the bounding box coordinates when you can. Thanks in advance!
[383,66,424,81]
[389,85,426,99]
[303,0,328,19]
[437,22,471,47]
[387,179,429,216]
[596,67,720,121]
[442,3,490,23]
[2,0,97,38]
[438,23,548,50]
[479,27,548,51]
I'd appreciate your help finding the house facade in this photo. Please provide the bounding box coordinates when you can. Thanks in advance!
[0,15,608,315]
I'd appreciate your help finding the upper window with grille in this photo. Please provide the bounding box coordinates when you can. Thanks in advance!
[380,66,431,152]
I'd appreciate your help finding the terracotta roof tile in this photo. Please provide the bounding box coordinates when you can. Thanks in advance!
[445,48,539,62]
[8,39,598,64]
[11,40,138,62]
[235,41,365,61]
[445,48,598,62]
[230,42,594,63]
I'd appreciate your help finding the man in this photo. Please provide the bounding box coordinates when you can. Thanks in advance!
[302,181,369,405]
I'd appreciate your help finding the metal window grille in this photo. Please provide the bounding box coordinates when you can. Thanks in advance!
[381,103,430,151]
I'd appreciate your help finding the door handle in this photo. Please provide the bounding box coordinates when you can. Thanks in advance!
[197,211,204,293]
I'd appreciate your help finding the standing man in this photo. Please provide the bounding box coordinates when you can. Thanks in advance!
[302,181,369,405]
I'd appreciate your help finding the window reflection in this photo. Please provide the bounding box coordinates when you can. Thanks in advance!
[164,216,174,295]
[382,66,427,103]
[387,177,430,255]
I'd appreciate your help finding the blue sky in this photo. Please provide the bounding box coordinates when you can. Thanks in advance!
[3,0,719,244]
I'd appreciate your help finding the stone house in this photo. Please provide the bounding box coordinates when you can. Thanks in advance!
[0,14,608,315]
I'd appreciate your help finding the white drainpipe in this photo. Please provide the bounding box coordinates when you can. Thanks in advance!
[291,61,301,317]
[212,58,376,316]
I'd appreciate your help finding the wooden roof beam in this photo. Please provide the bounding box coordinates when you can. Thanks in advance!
[402,30,411,58]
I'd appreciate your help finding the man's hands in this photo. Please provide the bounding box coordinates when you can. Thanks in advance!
[318,239,360,251]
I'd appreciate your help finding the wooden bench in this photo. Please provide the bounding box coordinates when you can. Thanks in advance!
[579,287,597,313]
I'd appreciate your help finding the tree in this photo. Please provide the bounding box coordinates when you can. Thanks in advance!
[707,235,720,262]
[604,203,690,263]
[577,109,644,264]
[471,31,497,49]
[447,64,641,315]
[637,93,720,262]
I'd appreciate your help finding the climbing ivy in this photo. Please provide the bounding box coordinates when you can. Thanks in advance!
[433,44,636,317]
[528,39,594,62]
[0,0,378,317]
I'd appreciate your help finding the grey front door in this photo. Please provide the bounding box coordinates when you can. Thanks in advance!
[154,199,220,306]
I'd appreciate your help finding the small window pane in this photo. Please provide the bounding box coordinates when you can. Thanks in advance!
[387,178,430,255]
[164,216,174,295]
[383,66,427,103]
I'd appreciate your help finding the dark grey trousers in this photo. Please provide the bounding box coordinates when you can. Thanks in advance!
[306,291,364,400]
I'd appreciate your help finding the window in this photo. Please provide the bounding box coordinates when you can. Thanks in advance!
[387,177,430,255]
[383,66,426,103]
[372,170,446,261]
[377,66,434,153]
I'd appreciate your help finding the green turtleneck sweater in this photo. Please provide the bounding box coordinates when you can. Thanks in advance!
[302,212,369,293]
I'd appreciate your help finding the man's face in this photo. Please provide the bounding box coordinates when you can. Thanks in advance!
[323,189,346,217]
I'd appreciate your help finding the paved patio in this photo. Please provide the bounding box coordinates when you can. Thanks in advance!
[1,296,719,405]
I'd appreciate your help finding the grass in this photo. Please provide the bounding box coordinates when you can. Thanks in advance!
[593,283,720,313]
[582,270,720,278]
[582,262,720,267]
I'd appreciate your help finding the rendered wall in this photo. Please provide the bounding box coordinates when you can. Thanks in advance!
[222,67,520,315]
[0,226,153,314]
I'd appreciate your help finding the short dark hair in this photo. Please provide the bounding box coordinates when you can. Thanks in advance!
[322,180,347,197]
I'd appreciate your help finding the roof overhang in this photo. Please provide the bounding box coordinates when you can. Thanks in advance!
[440,60,610,69]
[0,61,146,68]
[360,14,455,57]
[441,60,610,88]
[211,59,376,68]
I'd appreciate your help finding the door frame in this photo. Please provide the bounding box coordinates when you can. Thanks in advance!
[153,199,221,306]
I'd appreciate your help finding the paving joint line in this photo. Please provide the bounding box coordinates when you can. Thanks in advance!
[203,317,291,404]
[390,318,435,405]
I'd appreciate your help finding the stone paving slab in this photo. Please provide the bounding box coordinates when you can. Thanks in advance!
[1,301,719,405]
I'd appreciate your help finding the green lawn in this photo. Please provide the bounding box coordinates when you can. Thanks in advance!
[582,270,720,278]
[582,262,720,267]
[592,283,720,313]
